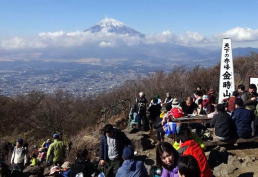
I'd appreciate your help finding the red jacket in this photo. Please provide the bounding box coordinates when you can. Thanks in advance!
[179,140,212,177]
[227,96,236,112]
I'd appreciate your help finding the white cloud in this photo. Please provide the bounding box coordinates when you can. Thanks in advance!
[218,27,258,41]
[178,32,207,45]
[145,30,177,44]
[99,41,113,47]
[1,27,258,51]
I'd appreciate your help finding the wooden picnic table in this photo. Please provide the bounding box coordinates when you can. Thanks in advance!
[171,115,212,124]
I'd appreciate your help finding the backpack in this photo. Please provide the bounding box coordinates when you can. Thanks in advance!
[164,122,177,136]
[169,107,184,118]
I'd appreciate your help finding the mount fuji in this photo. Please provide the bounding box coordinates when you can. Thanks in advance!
[84,17,145,37]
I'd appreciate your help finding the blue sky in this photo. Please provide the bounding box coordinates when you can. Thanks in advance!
[1,0,258,36]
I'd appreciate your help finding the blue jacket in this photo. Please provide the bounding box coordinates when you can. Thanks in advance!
[60,169,71,177]
[231,107,254,138]
[115,160,148,177]
[100,128,131,161]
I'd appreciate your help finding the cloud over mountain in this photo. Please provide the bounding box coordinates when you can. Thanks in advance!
[0,18,258,65]
[218,27,258,41]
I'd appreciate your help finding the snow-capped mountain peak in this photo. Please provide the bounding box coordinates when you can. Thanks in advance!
[98,17,125,28]
[84,17,145,37]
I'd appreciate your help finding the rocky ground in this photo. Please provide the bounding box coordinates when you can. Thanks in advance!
[59,115,258,177]
[123,127,258,177]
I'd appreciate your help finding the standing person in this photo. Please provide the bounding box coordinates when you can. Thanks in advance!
[156,142,179,177]
[46,133,66,166]
[210,104,236,141]
[163,92,173,111]
[207,89,216,105]
[178,155,200,177]
[231,99,255,138]
[136,92,148,131]
[10,138,28,171]
[244,84,258,136]
[244,84,258,111]
[99,124,132,177]
[148,97,162,130]
[42,139,51,150]
[176,127,212,177]
[116,146,148,177]
[193,91,203,105]
[128,104,140,128]
[237,84,248,103]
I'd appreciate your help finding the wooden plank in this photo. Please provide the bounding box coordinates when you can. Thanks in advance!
[205,136,258,147]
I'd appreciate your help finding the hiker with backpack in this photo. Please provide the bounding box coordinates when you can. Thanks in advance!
[163,92,173,111]
[148,97,162,130]
[10,138,28,172]
[99,124,132,177]
[136,92,148,131]
[46,133,66,166]
[128,104,140,129]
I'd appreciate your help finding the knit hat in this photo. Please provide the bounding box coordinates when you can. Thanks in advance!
[122,146,134,160]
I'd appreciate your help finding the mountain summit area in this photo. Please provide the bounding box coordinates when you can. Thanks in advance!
[84,17,145,37]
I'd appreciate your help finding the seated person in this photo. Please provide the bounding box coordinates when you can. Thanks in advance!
[176,127,212,177]
[178,155,201,177]
[60,161,72,177]
[71,149,97,177]
[116,146,148,177]
[169,98,184,118]
[231,99,255,139]
[180,97,198,115]
[210,104,236,141]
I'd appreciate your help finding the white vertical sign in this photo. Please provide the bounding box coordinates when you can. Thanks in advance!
[219,38,235,103]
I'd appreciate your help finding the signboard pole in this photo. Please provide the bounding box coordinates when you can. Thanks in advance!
[218,38,235,103]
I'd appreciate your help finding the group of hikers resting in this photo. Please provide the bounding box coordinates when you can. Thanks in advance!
[1,83,258,177]
[129,84,258,142]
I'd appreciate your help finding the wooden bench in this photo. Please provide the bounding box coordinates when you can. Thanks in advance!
[205,136,258,147]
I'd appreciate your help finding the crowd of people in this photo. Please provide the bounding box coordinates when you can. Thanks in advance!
[1,83,258,177]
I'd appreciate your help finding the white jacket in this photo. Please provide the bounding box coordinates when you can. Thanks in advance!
[11,146,28,165]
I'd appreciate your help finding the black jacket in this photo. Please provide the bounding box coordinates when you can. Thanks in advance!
[70,159,97,177]
[100,128,131,161]
[211,112,236,138]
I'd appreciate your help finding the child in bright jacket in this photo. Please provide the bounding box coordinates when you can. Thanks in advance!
[176,127,212,177]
